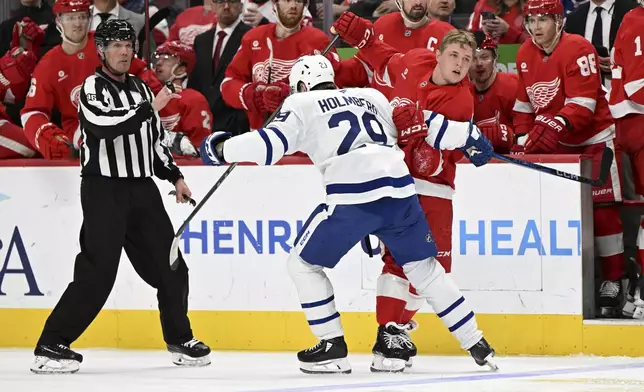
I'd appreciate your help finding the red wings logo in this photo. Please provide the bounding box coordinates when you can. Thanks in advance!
[70,85,82,109]
[526,77,560,111]
[252,58,299,83]
[389,96,414,108]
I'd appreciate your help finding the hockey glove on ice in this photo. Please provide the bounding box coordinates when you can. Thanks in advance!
[262,81,290,112]
[393,103,427,146]
[331,12,375,49]
[476,116,514,154]
[524,114,566,154]
[462,124,493,167]
[200,131,231,166]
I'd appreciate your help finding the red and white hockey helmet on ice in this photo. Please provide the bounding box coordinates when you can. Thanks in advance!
[154,41,196,75]
[53,0,91,15]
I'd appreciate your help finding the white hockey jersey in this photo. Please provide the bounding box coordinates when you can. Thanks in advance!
[223,87,475,205]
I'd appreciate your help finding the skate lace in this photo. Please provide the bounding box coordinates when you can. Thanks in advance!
[305,341,323,353]
[182,338,201,348]
[600,281,620,298]
[397,332,414,350]
[383,332,404,349]
[56,344,70,351]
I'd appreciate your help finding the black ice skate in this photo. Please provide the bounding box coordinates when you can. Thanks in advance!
[468,337,498,371]
[297,336,351,374]
[167,338,211,367]
[401,321,418,368]
[30,344,83,374]
[371,322,410,373]
[598,279,623,318]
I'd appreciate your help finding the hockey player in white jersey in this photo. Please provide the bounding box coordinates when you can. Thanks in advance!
[200,54,497,374]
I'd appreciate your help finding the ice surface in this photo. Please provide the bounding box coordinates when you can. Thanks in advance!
[2,349,644,392]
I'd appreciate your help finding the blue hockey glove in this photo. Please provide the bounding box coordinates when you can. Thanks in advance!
[200,131,231,166]
[462,124,493,167]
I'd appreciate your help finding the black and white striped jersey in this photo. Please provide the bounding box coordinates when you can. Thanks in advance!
[78,69,182,184]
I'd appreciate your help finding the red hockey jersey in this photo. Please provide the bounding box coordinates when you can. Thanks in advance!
[21,34,163,151]
[358,40,473,199]
[221,24,366,130]
[471,72,518,127]
[159,88,212,147]
[168,6,218,47]
[513,32,614,145]
[609,7,644,119]
[367,13,454,99]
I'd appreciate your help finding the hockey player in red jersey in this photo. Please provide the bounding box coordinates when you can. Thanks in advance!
[513,0,625,316]
[609,3,644,318]
[333,14,496,372]
[20,0,163,160]
[364,0,455,97]
[168,0,219,47]
[469,35,518,153]
[221,0,365,131]
[0,20,41,159]
[153,41,212,157]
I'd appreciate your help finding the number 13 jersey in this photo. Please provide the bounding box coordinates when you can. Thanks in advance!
[512,32,615,146]
[223,87,415,205]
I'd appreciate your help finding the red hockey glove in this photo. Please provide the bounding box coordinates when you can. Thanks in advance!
[403,138,442,177]
[524,114,566,154]
[262,81,290,112]
[331,12,375,49]
[476,117,515,154]
[11,17,44,55]
[241,82,268,114]
[34,123,74,160]
[393,103,427,146]
[510,144,525,155]
[0,47,37,101]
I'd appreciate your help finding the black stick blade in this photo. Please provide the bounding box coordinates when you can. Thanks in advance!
[594,147,614,186]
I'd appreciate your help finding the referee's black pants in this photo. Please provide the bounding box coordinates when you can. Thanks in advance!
[37,176,193,347]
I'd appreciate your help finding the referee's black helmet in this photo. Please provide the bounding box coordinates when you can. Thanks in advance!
[94,19,136,49]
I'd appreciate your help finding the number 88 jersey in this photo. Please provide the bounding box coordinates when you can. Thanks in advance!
[513,32,614,146]
[234,87,416,205]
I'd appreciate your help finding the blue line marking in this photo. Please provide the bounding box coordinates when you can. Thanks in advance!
[238,361,644,392]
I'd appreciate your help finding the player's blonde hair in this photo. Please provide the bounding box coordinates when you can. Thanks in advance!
[439,30,477,56]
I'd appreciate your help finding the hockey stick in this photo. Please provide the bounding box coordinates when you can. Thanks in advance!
[492,147,613,186]
[169,35,341,270]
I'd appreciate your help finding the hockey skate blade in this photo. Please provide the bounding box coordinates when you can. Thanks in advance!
[483,355,500,372]
[30,356,80,374]
[171,352,211,367]
[299,358,351,374]
[405,357,413,368]
[370,355,406,373]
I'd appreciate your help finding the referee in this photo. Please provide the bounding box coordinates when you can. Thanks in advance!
[30,20,210,374]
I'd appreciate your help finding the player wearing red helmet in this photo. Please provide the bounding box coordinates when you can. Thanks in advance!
[469,35,518,153]
[153,41,212,157]
[513,0,626,316]
[609,2,644,318]
[20,0,163,160]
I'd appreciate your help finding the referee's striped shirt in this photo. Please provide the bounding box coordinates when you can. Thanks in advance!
[78,69,182,184]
